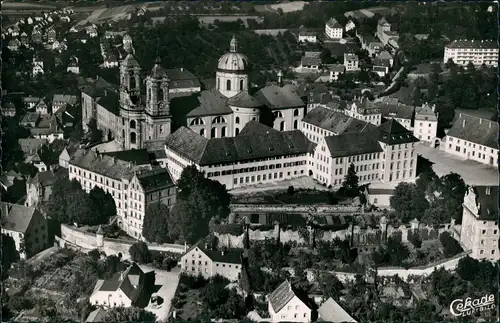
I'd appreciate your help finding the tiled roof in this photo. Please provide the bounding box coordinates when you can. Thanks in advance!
[238,120,277,136]
[329,64,345,73]
[378,50,393,60]
[165,68,201,89]
[268,280,314,313]
[326,18,342,29]
[96,89,119,116]
[301,56,320,66]
[254,85,305,110]
[186,89,233,117]
[303,106,377,135]
[325,131,383,158]
[415,103,437,121]
[377,102,413,119]
[136,168,175,192]
[344,53,359,61]
[21,112,41,124]
[228,91,263,108]
[24,96,41,104]
[165,123,313,166]
[184,242,241,264]
[317,297,357,322]
[373,58,391,68]
[446,114,497,149]
[446,39,498,49]
[378,119,419,145]
[94,263,145,302]
[53,94,78,105]
[471,186,498,220]
[18,138,46,154]
[351,98,380,114]
[1,202,38,233]
[2,102,16,111]
[373,66,388,73]
[80,77,118,98]
[102,149,152,166]
[70,149,152,180]
[33,170,56,187]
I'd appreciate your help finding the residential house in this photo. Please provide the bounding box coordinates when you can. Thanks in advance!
[1,202,49,259]
[86,25,98,38]
[0,170,24,193]
[268,280,316,322]
[368,41,384,57]
[378,282,414,307]
[344,53,359,71]
[20,112,41,127]
[67,56,80,74]
[413,103,438,144]
[372,58,391,77]
[103,54,119,68]
[46,27,56,43]
[443,39,498,67]
[27,17,34,25]
[376,17,391,43]
[24,96,41,110]
[345,20,356,33]
[460,185,499,261]
[11,24,20,37]
[20,32,29,46]
[25,170,57,207]
[363,187,394,209]
[344,98,382,126]
[29,114,65,143]
[69,26,79,33]
[32,57,44,76]
[325,18,343,39]
[60,16,71,23]
[328,64,345,81]
[2,102,16,117]
[35,99,49,115]
[317,297,357,322]
[7,39,20,51]
[300,56,321,71]
[52,94,78,114]
[165,68,201,96]
[32,29,42,43]
[89,263,154,308]
[180,243,242,281]
[298,26,317,43]
[378,50,394,67]
[442,114,498,167]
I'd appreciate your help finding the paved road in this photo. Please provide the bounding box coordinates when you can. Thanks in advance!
[416,143,498,186]
[139,265,180,322]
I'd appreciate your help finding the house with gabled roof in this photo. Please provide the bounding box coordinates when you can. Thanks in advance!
[325,18,343,39]
[89,263,154,308]
[317,297,357,322]
[1,202,49,259]
[268,280,317,322]
[25,170,57,207]
[180,242,242,281]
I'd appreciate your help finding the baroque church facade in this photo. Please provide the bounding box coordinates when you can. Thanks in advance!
[82,36,307,149]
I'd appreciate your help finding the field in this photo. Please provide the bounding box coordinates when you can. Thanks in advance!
[255,1,306,13]
[344,6,396,19]
[2,2,56,9]
[97,5,135,21]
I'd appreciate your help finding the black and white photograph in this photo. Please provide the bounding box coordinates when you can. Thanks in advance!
[0,0,498,322]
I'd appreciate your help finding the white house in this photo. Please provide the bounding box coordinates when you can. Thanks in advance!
[180,243,242,282]
[344,53,359,71]
[298,26,317,43]
[325,18,343,39]
[413,103,438,144]
[268,280,314,323]
[443,39,498,67]
[460,186,499,261]
[32,57,44,76]
[345,20,356,32]
[300,56,321,71]
[329,64,345,81]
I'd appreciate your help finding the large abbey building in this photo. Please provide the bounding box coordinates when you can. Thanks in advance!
[81,36,307,149]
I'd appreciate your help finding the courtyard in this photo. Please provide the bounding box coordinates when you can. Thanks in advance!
[416,143,498,186]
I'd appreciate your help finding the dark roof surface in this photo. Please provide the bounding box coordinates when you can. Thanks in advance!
[325,131,383,158]
[103,149,152,166]
[137,168,175,192]
[472,186,498,220]
[255,85,305,110]
[165,68,201,89]
[378,119,419,145]
[377,102,414,119]
[303,106,377,134]
[96,90,120,116]
[228,91,263,108]
[446,39,498,49]
[1,202,38,233]
[269,280,295,313]
[446,114,498,149]
[187,89,233,117]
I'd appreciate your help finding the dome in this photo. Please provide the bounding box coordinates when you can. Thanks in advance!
[217,36,250,72]
[150,57,167,79]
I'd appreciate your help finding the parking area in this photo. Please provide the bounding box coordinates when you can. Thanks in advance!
[139,265,180,322]
[416,144,498,186]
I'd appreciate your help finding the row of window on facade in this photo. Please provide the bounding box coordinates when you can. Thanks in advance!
[217,78,245,91]
[206,161,306,177]
[230,170,305,185]
[206,154,307,168]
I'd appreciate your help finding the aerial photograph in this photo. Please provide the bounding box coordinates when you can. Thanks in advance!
[0,0,498,322]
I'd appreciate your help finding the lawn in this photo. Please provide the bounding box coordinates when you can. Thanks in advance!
[170,277,204,320]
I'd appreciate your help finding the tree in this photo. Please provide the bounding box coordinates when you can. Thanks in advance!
[88,186,116,224]
[342,163,359,197]
[1,234,19,280]
[103,307,156,322]
[129,242,152,264]
[390,183,429,222]
[411,85,422,107]
[87,118,102,143]
[373,237,410,266]
[45,175,73,223]
[66,189,94,225]
[318,272,344,300]
[439,232,463,257]
[142,202,170,244]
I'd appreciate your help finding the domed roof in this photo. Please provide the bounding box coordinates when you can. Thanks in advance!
[150,57,167,79]
[217,36,250,72]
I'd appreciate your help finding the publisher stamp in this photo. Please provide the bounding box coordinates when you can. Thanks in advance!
[450,294,496,317]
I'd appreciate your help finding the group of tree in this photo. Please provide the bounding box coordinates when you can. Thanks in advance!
[372,236,410,267]
[46,174,116,226]
[1,117,31,171]
[167,166,231,244]
[390,169,466,225]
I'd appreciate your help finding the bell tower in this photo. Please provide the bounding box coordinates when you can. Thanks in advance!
[145,57,172,141]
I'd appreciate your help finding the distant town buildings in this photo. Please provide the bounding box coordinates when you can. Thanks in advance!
[443,39,498,67]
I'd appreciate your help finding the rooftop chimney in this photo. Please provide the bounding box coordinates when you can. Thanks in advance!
[277,70,283,87]
[463,120,466,127]
[221,250,225,256]
[486,187,491,195]
[180,67,183,72]
[489,121,492,128]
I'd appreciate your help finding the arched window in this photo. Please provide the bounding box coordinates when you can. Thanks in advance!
[211,127,217,138]
[158,87,164,101]
[235,128,240,136]
[148,88,151,101]
[240,79,244,90]
[130,132,137,144]
[190,118,205,126]
[252,117,256,121]
[212,116,226,124]
[122,129,125,139]
[273,111,283,118]
[293,109,300,117]
[280,121,285,131]
[200,128,205,137]
[159,125,164,134]
[221,126,226,138]
[293,120,298,129]
[217,78,220,90]
[130,120,136,129]
[235,116,240,124]
[226,80,231,91]
[130,75,136,89]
